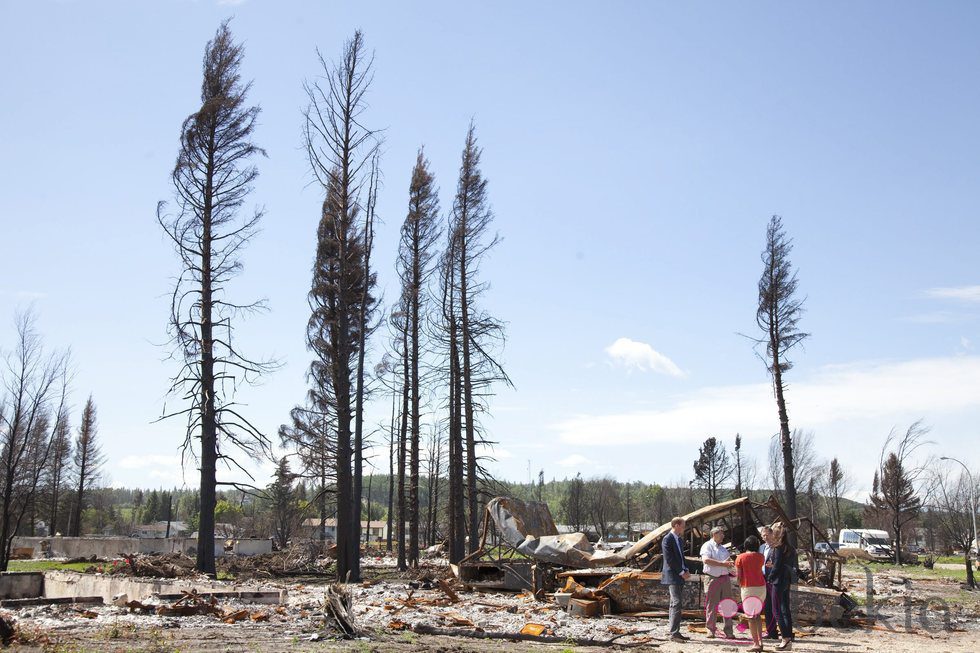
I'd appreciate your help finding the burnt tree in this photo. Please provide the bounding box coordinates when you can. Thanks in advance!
[438,236,466,564]
[157,20,272,575]
[446,123,512,553]
[289,30,380,582]
[752,215,809,522]
[69,396,103,537]
[394,305,410,570]
[45,407,72,536]
[396,150,441,566]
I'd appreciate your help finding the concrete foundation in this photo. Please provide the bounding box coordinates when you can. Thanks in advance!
[11,536,225,559]
[0,572,44,600]
[43,571,284,604]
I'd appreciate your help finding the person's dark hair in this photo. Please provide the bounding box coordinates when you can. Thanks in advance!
[743,535,760,552]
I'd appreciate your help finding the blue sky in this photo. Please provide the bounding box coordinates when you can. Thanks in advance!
[2,1,979,497]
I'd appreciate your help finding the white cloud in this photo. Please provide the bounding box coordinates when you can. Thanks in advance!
[557,454,589,468]
[925,285,980,302]
[605,337,684,376]
[553,355,980,446]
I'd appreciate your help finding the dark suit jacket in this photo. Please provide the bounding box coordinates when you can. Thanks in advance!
[661,531,688,585]
[765,543,794,587]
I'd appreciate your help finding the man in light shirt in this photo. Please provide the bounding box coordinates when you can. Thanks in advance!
[700,525,735,639]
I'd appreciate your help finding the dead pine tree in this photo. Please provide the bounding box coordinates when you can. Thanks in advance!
[291,30,380,582]
[749,215,809,522]
[396,149,441,566]
[446,123,512,553]
[157,20,273,576]
[45,408,72,536]
[69,397,103,537]
[437,232,465,563]
[352,155,380,573]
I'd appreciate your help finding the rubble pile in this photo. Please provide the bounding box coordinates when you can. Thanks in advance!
[220,547,332,579]
[105,553,200,578]
[343,575,667,646]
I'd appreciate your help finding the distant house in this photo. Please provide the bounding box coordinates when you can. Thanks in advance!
[135,521,191,538]
[300,518,388,543]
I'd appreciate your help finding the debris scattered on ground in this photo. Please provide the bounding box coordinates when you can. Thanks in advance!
[220,545,333,578]
[107,553,199,578]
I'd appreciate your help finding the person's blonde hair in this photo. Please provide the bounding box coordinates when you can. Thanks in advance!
[670,516,685,527]
[771,522,786,545]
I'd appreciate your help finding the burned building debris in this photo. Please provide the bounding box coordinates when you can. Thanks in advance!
[457,494,855,624]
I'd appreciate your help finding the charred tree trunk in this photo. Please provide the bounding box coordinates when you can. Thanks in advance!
[445,253,466,564]
[771,350,797,520]
[397,314,410,571]
[386,381,396,553]
[351,161,378,579]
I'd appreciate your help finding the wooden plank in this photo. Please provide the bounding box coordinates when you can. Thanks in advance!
[153,591,281,603]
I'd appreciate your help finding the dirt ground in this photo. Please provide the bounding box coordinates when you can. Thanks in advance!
[9,621,979,653]
[3,556,978,652]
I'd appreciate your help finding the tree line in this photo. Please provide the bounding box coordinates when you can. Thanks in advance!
[0,313,105,570]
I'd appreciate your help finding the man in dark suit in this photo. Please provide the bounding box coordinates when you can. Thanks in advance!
[661,516,691,642]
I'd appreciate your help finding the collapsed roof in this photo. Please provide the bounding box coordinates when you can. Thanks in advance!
[484,495,757,569]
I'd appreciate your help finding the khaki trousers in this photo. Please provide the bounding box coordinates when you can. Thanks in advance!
[703,574,735,636]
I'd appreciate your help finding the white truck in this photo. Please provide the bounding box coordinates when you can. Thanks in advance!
[838,528,893,560]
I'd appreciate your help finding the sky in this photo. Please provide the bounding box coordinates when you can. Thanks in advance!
[2,1,979,499]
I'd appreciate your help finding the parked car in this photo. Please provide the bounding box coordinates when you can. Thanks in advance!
[814,542,841,554]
